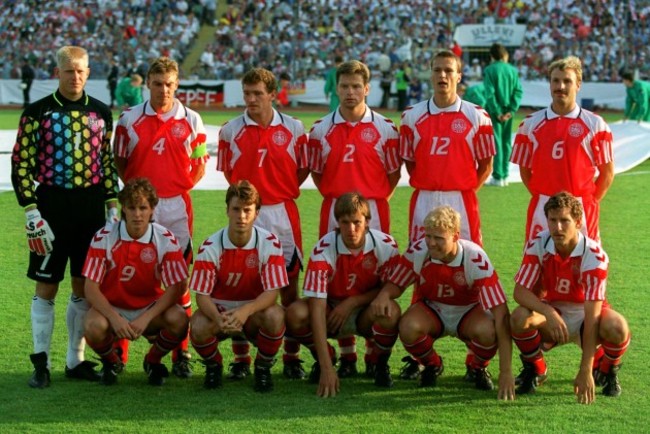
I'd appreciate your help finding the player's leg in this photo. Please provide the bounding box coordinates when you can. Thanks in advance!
[64,185,105,382]
[244,305,286,393]
[510,305,548,394]
[281,274,306,379]
[84,307,121,385]
[595,308,630,397]
[286,298,335,383]
[399,301,445,387]
[490,119,505,182]
[190,308,224,389]
[143,304,190,386]
[29,280,59,388]
[458,306,498,391]
[358,299,402,388]
[500,117,514,184]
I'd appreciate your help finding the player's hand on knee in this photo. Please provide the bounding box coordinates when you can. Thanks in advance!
[25,209,55,255]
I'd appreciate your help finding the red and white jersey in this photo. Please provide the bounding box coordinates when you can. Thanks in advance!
[82,222,188,310]
[217,110,308,204]
[190,226,288,302]
[511,105,613,198]
[303,228,399,300]
[390,238,506,310]
[308,106,400,199]
[400,98,495,191]
[114,99,208,197]
[514,230,608,303]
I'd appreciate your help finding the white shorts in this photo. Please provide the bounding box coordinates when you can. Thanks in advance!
[423,300,481,338]
[256,202,303,271]
[410,190,475,243]
[114,303,155,323]
[154,195,191,253]
[545,301,585,347]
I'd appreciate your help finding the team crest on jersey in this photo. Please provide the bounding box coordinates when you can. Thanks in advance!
[360,127,378,143]
[568,122,584,138]
[453,271,467,286]
[245,253,259,268]
[272,130,289,146]
[87,116,103,132]
[172,123,188,139]
[362,255,377,270]
[451,119,468,134]
[140,247,156,264]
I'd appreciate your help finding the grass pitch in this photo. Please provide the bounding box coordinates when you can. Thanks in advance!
[0,108,647,433]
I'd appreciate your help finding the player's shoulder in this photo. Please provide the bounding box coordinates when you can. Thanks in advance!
[118,103,145,123]
[400,99,428,122]
[255,226,282,246]
[219,114,246,133]
[311,231,337,255]
[524,230,551,254]
[404,237,427,256]
[368,228,398,248]
[21,94,57,119]
[578,108,610,131]
[583,236,608,263]
[86,94,112,116]
[517,108,546,130]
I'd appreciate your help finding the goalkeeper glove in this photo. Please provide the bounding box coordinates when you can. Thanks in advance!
[25,209,55,256]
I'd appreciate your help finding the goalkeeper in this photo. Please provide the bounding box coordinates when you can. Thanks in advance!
[10,46,120,389]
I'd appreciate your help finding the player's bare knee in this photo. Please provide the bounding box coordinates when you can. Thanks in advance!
[286,299,309,329]
[376,301,401,328]
[509,306,532,333]
[600,314,630,343]
[84,311,110,340]
[261,304,285,333]
[164,306,189,337]
[190,311,213,341]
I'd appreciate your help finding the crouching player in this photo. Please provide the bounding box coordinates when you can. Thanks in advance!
[285,192,401,397]
[189,180,288,392]
[511,192,630,404]
[83,178,189,386]
[372,206,515,400]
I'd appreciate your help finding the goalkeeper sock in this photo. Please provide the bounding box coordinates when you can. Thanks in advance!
[31,295,55,368]
[66,295,89,369]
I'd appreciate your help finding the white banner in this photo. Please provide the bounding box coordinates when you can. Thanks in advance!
[0,78,629,110]
[454,24,527,47]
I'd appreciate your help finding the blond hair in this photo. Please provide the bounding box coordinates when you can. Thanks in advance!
[56,46,89,69]
[423,206,461,234]
[337,60,371,85]
[147,56,179,80]
[548,56,583,84]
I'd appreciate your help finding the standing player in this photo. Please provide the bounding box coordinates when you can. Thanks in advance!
[372,206,515,400]
[11,46,119,388]
[189,181,288,392]
[217,67,309,380]
[308,59,401,375]
[113,56,208,378]
[511,56,614,242]
[482,43,523,187]
[324,56,343,113]
[511,192,630,403]
[285,193,401,397]
[400,50,495,245]
[83,178,189,386]
[621,71,650,122]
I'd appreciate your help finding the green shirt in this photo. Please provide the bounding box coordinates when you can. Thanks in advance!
[324,67,339,112]
[464,83,486,107]
[625,80,650,121]
[116,77,144,108]
[483,60,523,118]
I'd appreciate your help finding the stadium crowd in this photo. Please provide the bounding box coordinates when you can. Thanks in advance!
[1,0,650,83]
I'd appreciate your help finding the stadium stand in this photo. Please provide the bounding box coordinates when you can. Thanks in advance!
[1,0,649,82]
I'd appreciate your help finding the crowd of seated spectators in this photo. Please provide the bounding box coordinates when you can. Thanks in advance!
[0,0,208,81]
[2,0,649,84]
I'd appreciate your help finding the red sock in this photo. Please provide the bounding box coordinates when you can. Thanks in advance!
[600,335,630,373]
[401,334,441,367]
[231,337,251,365]
[113,338,130,364]
[469,340,497,369]
[146,329,182,364]
[338,336,357,362]
[256,326,285,363]
[372,324,398,356]
[88,335,120,363]
[191,335,222,365]
[283,335,301,363]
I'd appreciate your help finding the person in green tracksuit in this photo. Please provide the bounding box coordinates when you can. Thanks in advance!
[395,62,410,111]
[115,74,144,109]
[463,82,486,107]
[324,56,343,112]
[621,71,650,122]
[483,43,523,186]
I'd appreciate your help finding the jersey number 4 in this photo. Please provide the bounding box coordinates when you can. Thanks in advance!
[153,138,166,155]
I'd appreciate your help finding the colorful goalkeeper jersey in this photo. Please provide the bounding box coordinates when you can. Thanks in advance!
[11,90,119,208]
